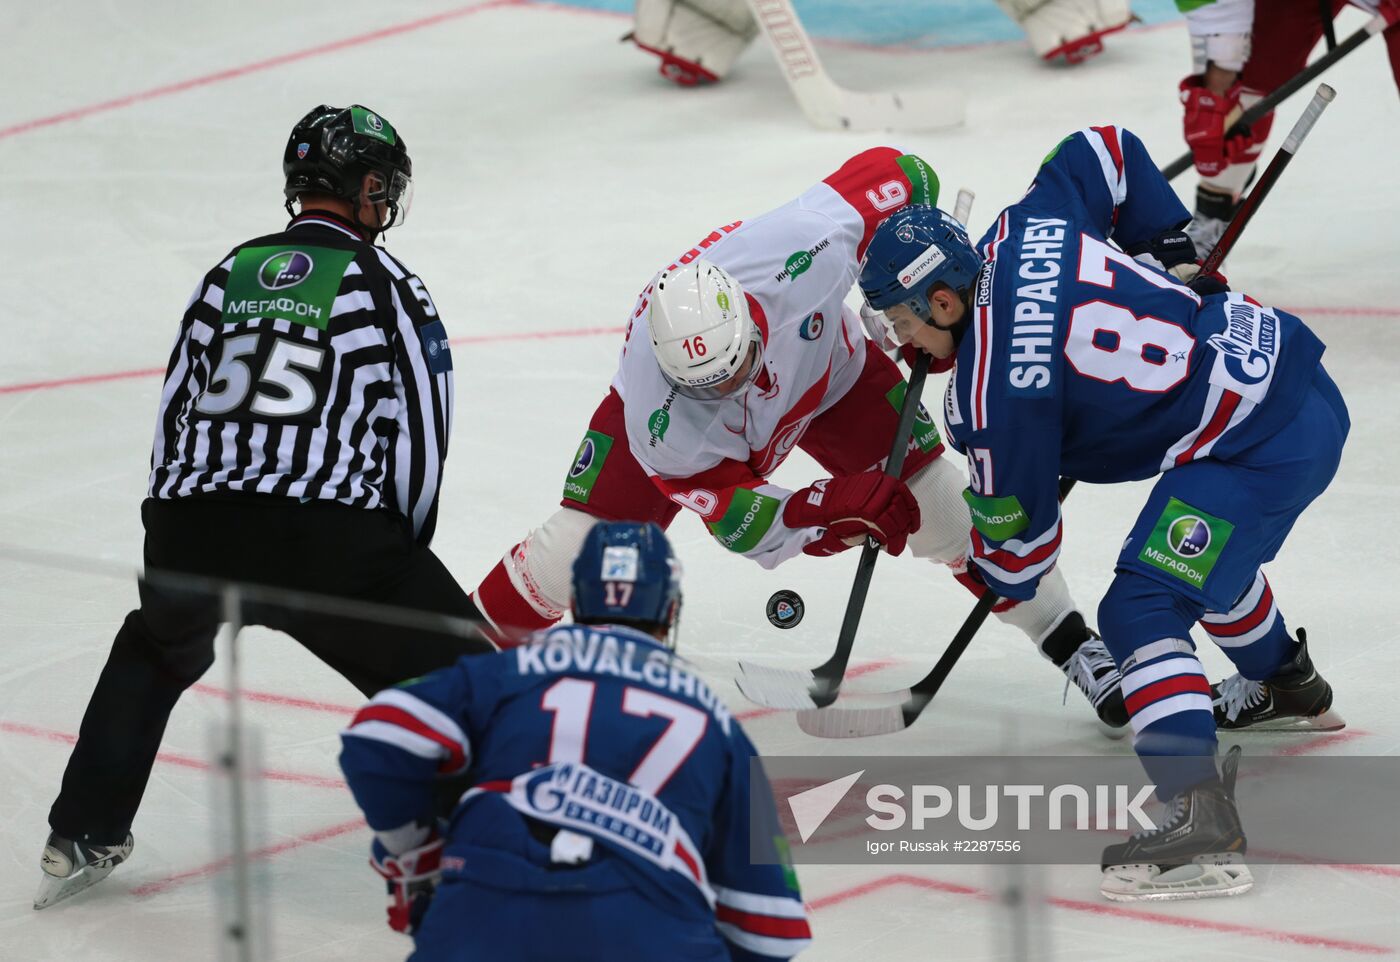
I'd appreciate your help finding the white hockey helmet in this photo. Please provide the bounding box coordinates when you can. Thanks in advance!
[649,259,764,400]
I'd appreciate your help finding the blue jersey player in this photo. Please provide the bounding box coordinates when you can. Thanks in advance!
[858,125,1349,902]
[339,521,811,960]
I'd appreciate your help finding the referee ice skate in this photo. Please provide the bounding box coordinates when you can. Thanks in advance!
[35,104,492,910]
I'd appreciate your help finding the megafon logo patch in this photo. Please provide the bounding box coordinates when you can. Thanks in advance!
[570,437,596,478]
[788,770,865,843]
[1167,515,1211,559]
[258,251,313,290]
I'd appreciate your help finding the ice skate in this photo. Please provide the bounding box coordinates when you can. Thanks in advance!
[33,831,134,910]
[1049,615,1128,731]
[1101,746,1253,902]
[1212,629,1344,732]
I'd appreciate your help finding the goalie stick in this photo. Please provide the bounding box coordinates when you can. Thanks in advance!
[733,189,976,712]
[1161,15,1382,181]
[795,84,1338,739]
[744,0,965,132]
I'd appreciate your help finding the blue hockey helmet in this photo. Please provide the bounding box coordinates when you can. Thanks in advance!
[859,206,983,329]
[571,522,682,634]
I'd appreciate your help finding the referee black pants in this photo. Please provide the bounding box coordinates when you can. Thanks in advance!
[49,495,493,844]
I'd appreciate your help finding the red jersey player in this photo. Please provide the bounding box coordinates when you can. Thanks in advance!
[1178,0,1400,255]
[469,148,1130,728]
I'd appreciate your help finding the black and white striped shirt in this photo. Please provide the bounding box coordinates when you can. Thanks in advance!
[148,212,454,545]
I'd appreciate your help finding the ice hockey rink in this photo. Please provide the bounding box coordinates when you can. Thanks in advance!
[3,0,1399,959]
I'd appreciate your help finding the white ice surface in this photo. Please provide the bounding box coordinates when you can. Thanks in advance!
[2,1,1399,960]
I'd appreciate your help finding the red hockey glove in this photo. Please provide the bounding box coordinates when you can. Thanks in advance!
[785,471,921,557]
[1179,76,1262,177]
[371,832,445,935]
[1353,0,1400,27]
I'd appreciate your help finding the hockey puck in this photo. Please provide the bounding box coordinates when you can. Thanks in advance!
[766,590,805,629]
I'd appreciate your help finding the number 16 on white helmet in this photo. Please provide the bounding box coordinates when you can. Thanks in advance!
[649,260,765,400]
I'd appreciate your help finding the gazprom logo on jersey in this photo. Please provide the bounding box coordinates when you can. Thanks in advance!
[799,312,824,341]
[1207,299,1278,400]
[257,251,314,291]
[522,763,675,860]
[774,239,831,283]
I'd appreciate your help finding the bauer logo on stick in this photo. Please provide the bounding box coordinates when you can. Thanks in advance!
[767,589,805,629]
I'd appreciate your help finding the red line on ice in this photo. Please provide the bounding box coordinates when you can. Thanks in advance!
[129,817,366,898]
[0,325,627,396]
[734,659,895,722]
[0,720,344,791]
[808,873,1394,955]
[4,304,1390,398]
[0,1,524,142]
[190,683,356,717]
[188,657,896,724]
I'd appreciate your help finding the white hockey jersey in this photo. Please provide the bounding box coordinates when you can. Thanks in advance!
[612,147,939,567]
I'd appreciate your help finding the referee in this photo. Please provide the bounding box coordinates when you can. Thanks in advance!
[36,104,492,909]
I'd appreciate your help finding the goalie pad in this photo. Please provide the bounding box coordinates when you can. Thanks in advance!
[996,0,1134,64]
[629,0,758,85]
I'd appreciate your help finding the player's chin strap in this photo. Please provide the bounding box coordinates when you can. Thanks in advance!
[924,284,976,345]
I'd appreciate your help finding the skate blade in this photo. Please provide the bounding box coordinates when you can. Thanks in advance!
[33,863,119,910]
[1101,854,1254,903]
[1221,707,1346,733]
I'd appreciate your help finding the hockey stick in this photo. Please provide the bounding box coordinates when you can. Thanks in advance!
[952,188,976,228]
[744,0,965,132]
[796,86,1338,739]
[734,351,932,710]
[1162,15,1383,181]
[1199,84,1335,277]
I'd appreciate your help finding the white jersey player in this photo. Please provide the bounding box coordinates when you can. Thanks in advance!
[469,147,1129,727]
[626,0,1134,86]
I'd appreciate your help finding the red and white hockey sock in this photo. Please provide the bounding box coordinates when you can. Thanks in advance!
[1199,571,1291,680]
[469,509,598,649]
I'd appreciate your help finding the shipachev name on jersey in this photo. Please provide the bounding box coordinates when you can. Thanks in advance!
[517,626,733,735]
[1007,216,1068,394]
[946,125,1325,601]
[147,214,454,544]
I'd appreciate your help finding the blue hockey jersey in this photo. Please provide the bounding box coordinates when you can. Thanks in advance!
[944,125,1326,601]
[339,624,810,961]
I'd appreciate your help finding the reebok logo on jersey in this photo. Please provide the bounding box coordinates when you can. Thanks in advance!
[774,239,830,283]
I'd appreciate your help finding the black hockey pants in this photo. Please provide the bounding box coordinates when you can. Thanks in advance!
[48,495,492,844]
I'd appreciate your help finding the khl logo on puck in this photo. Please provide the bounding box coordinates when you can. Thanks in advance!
[766,589,805,629]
